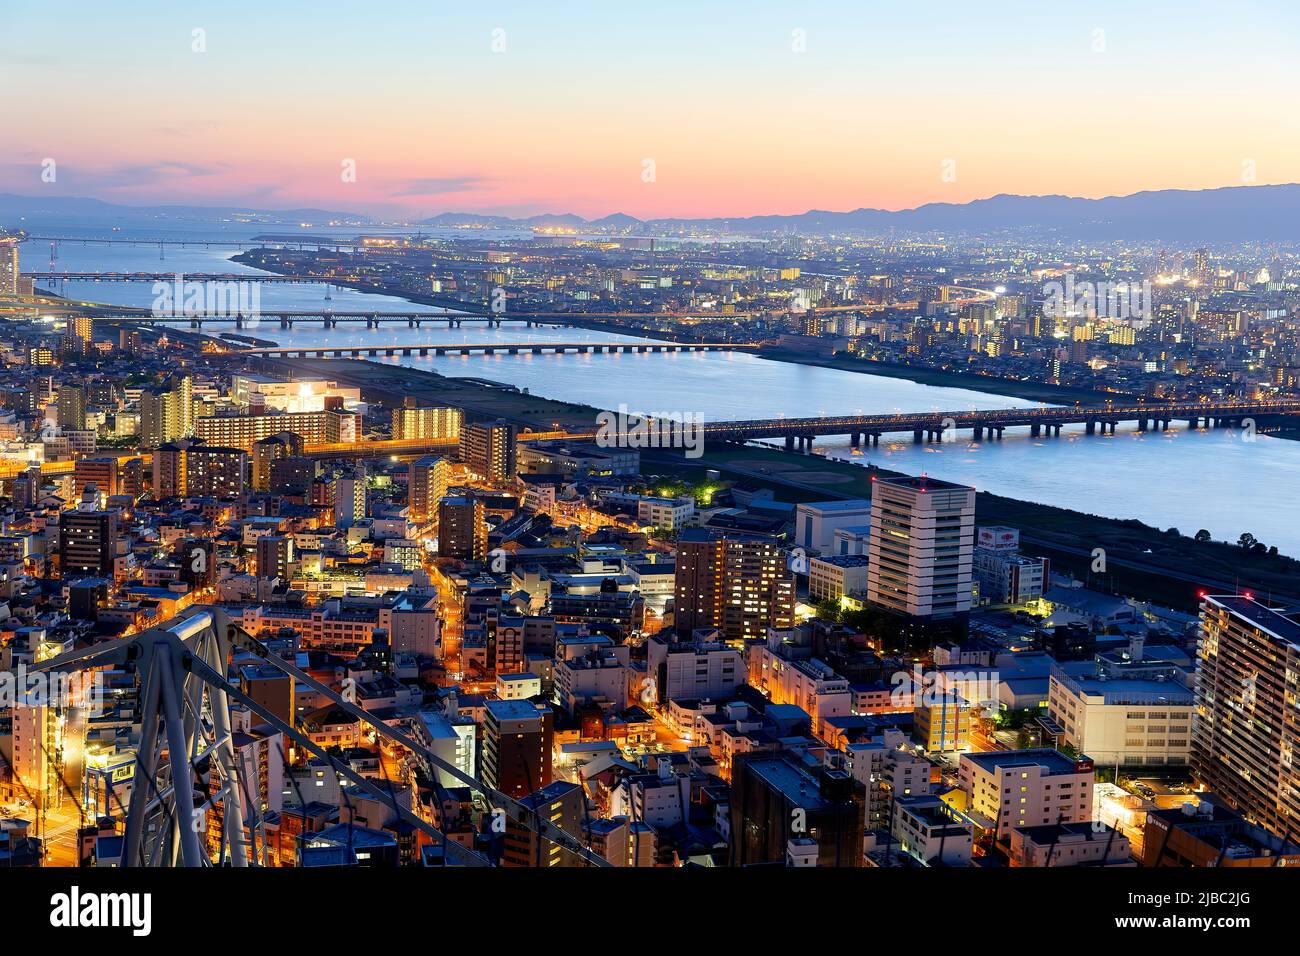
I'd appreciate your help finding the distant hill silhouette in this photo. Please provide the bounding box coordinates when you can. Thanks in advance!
[4,183,1297,240]
[0,193,367,227]
[423,184,1300,240]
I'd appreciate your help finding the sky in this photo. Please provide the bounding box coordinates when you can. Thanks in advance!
[2,0,1300,221]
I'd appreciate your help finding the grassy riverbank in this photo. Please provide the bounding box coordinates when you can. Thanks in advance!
[641,443,1299,611]
[272,356,1293,611]
[757,348,1119,406]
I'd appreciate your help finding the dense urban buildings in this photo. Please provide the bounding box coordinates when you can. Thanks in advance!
[1191,595,1300,837]
[0,12,1297,898]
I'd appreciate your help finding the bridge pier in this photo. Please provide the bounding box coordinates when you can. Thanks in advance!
[1030,423,1040,438]
[850,432,860,449]
[913,429,924,444]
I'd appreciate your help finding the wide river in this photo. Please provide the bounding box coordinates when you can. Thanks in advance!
[22,228,1300,556]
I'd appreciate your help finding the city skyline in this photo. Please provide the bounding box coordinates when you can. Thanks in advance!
[4,1,1300,218]
[2,0,1299,920]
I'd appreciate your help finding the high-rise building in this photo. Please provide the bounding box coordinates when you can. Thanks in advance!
[59,506,118,578]
[408,455,450,524]
[502,781,586,868]
[251,431,304,491]
[195,408,356,451]
[63,316,94,358]
[56,383,87,431]
[866,475,975,640]
[1191,595,1300,837]
[482,699,553,801]
[73,457,119,498]
[1193,246,1211,283]
[140,376,193,447]
[391,401,463,441]
[152,440,192,498]
[460,419,516,484]
[184,445,247,498]
[673,529,794,641]
[729,751,863,867]
[438,495,486,560]
[0,234,18,295]
[269,456,318,496]
[332,469,367,528]
[256,536,294,581]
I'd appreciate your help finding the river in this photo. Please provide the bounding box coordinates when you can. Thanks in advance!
[19,227,1300,557]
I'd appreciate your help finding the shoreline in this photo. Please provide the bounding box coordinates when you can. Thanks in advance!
[228,249,1123,410]
[756,348,1120,406]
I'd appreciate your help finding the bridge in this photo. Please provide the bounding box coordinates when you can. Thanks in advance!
[33,305,760,328]
[103,309,534,328]
[29,271,323,284]
[27,235,367,249]
[295,400,1300,463]
[240,341,758,358]
[697,399,1300,451]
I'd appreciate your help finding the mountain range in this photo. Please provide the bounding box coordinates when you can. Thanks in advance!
[422,184,1300,241]
[0,193,367,228]
[4,183,1300,241]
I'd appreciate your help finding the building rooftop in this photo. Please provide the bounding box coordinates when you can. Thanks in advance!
[962,748,1088,776]
[1207,595,1300,647]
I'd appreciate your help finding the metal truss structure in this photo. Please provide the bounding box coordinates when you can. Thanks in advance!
[29,606,610,867]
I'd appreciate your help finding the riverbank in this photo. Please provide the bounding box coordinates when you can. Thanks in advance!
[261,357,1296,609]
[757,348,1119,406]
[272,356,608,433]
[640,443,1299,611]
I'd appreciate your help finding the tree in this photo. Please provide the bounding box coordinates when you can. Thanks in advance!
[1238,532,1257,550]
[813,599,842,624]
[1194,529,1212,543]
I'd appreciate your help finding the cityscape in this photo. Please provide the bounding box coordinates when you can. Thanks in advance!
[0,1,1297,930]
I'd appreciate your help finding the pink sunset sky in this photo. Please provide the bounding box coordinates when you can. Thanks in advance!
[3,1,1299,220]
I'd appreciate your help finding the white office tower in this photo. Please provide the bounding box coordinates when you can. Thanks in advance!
[866,476,975,620]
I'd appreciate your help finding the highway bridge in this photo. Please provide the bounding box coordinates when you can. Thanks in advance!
[698,398,1300,451]
[36,306,758,327]
[29,271,322,284]
[239,341,758,358]
[28,236,367,249]
[299,399,1300,461]
[102,309,532,328]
